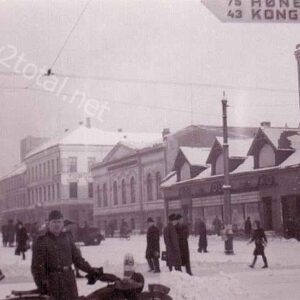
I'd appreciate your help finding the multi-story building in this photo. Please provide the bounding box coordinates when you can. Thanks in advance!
[92,139,166,233]
[92,125,257,232]
[162,123,300,234]
[0,119,161,226]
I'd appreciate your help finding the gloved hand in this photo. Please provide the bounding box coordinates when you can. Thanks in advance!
[86,267,104,285]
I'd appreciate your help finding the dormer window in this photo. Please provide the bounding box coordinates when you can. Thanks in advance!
[180,162,191,181]
[258,144,275,168]
[215,154,224,175]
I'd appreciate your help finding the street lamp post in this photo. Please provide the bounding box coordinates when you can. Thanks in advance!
[222,93,234,255]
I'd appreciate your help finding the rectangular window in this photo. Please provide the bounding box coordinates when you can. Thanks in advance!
[57,183,60,199]
[68,157,77,173]
[69,182,78,198]
[43,163,46,178]
[47,161,51,176]
[88,157,96,171]
[56,158,60,173]
[51,160,55,175]
[88,182,94,198]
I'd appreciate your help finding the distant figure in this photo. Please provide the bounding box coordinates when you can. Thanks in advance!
[248,221,268,269]
[244,217,252,238]
[15,222,29,260]
[213,216,222,236]
[286,216,297,239]
[104,221,109,237]
[175,214,192,275]
[197,218,208,253]
[7,219,15,247]
[156,218,163,236]
[163,214,182,272]
[1,224,8,247]
[145,217,160,273]
[120,220,130,238]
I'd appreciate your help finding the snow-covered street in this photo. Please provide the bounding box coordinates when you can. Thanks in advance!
[1,235,300,300]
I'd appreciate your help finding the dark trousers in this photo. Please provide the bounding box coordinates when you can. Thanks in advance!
[184,262,192,275]
[147,258,160,272]
[251,254,268,267]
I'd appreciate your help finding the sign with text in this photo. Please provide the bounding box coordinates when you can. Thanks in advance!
[202,0,300,23]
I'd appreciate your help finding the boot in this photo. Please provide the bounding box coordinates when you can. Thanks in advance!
[249,256,257,268]
[262,255,268,268]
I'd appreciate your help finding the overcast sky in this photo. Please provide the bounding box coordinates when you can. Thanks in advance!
[0,0,300,175]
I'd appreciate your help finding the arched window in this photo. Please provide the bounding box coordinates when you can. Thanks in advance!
[97,185,102,207]
[122,179,127,204]
[130,177,136,203]
[103,183,108,207]
[155,172,162,200]
[113,181,118,205]
[147,173,153,201]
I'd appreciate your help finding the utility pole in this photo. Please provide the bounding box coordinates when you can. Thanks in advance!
[222,92,234,254]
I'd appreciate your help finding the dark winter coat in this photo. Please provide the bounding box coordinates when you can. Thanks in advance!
[212,217,222,235]
[198,221,208,249]
[1,225,8,243]
[163,223,181,268]
[31,230,94,300]
[251,228,267,256]
[16,227,29,252]
[175,223,190,266]
[146,225,160,259]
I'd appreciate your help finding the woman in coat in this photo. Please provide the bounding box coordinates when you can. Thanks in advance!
[163,214,182,271]
[16,222,29,260]
[248,221,268,268]
[175,214,192,275]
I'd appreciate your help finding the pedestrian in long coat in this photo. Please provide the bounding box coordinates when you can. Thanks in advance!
[145,217,160,273]
[16,222,29,260]
[248,221,268,268]
[198,218,208,253]
[31,210,97,300]
[212,216,222,236]
[175,214,192,275]
[163,214,182,271]
[244,216,252,238]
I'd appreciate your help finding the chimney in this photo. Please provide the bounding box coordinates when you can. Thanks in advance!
[260,121,271,128]
[295,44,300,109]
[162,128,170,141]
[86,118,91,128]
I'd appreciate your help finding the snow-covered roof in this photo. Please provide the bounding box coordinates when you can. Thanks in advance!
[216,137,253,158]
[0,163,26,181]
[120,139,163,150]
[287,134,300,150]
[179,147,210,167]
[25,125,162,159]
[279,150,300,168]
[231,156,254,174]
[160,171,177,188]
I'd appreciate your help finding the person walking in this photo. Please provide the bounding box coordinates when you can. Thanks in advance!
[197,218,208,253]
[212,216,222,236]
[15,222,29,260]
[31,210,98,300]
[175,214,192,275]
[244,216,252,239]
[163,214,182,272]
[145,217,160,273]
[248,221,268,269]
[0,269,4,281]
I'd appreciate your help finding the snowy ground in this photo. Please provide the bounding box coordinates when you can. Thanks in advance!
[1,235,300,300]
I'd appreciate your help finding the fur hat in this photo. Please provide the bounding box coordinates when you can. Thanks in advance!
[48,210,63,221]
